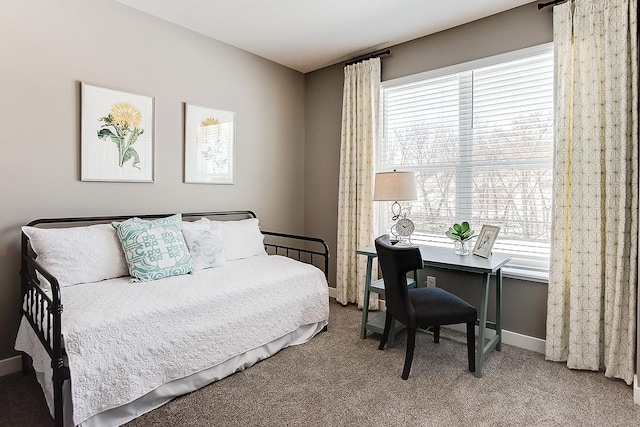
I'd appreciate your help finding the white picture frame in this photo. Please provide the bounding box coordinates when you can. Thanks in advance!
[472,225,500,258]
[184,103,235,184]
[81,82,155,182]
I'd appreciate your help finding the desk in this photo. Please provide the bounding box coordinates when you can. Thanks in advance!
[357,245,511,378]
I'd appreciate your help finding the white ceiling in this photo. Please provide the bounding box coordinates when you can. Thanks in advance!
[113,0,533,73]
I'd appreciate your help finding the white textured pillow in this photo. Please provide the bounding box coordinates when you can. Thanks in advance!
[210,218,266,261]
[182,228,226,270]
[182,218,211,231]
[22,224,129,287]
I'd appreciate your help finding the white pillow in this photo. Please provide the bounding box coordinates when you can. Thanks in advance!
[182,228,226,270]
[22,224,129,287]
[182,218,211,231]
[210,218,266,261]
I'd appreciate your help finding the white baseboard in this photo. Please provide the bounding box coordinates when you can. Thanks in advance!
[0,355,22,377]
[443,323,546,354]
[328,286,337,299]
[634,375,640,406]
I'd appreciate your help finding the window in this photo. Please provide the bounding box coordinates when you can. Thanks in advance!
[378,45,554,279]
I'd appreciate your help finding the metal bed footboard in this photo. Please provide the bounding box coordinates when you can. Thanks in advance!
[19,210,329,427]
[262,231,330,284]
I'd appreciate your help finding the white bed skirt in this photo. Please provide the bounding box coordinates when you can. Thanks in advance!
[29,320,327,427]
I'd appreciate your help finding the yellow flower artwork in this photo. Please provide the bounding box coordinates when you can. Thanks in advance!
[200,117,220,127]
[110,102,142,128]
[97,101,145,169]
[184,103,235,184]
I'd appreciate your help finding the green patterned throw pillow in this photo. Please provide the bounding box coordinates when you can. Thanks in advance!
[113,214,194,282]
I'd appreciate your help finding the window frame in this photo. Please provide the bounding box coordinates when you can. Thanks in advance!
[378,43,554,283]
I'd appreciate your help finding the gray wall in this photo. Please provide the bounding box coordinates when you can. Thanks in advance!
[304,2,553,339]
[0,0,305,360]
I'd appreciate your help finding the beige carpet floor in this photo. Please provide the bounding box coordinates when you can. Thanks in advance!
[1,301,639,426]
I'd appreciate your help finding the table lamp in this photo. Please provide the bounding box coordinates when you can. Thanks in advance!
[373,170,418,244]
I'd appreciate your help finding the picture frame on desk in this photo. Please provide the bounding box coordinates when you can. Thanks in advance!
[472,225,500,258]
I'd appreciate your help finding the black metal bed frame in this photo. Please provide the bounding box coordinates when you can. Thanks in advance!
[19,211,329,427]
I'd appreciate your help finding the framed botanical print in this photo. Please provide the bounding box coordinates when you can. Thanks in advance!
[80,82,155,182]
[184,103,235,184]
[472,225,501,258]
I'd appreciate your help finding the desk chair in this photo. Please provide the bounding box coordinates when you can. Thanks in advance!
[375,235,477,379]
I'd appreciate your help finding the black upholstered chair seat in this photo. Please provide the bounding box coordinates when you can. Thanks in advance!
[375,234,477,379]
[409,287,477,327]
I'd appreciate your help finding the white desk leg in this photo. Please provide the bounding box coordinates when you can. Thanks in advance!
[360,255,374,339]
[474,272,491,378]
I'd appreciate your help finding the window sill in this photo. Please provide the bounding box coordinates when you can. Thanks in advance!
[502,267,549,284]
[408,239,549,284]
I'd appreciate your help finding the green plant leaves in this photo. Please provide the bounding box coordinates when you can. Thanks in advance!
[97,115,144,169]
[122,147,141,169]
[446,222,475,241]
[97,128,120,146]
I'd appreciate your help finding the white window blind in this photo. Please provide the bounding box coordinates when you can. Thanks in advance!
[379,45,554,277]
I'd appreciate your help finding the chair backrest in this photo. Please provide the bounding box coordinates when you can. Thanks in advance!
[374,235,423,327]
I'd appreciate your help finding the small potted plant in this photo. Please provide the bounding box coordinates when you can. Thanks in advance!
[445,221,476,255]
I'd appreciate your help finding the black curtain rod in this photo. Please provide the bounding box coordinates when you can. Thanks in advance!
[345,49,391,66]
[538,0,570,10]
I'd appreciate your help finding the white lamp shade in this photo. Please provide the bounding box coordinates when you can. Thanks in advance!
[373,171,418,201]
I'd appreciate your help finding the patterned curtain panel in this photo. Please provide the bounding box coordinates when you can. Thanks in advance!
[546,0,638,384]
[336,58,380,308]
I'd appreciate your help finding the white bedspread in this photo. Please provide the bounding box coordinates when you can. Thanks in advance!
[16,254,329,425]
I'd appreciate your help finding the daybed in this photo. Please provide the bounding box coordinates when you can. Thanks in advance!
[15,211,330,427]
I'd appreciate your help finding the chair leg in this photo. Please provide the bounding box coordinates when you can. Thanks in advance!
[401,328,416,380]
[466,321,476,372]
[433,325,440,343]
[378,312,393,350]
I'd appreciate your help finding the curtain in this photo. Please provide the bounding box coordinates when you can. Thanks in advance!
[546,0,638,384]
[336,58,381,308]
